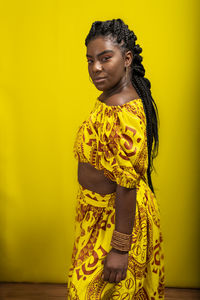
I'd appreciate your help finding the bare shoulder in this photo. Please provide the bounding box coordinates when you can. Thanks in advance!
[106,95,125,106]
[105,93,140,106]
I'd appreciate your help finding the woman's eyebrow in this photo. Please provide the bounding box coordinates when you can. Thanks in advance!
[86,50,114,58]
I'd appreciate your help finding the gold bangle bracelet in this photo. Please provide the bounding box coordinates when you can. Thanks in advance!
[111,230,132,252]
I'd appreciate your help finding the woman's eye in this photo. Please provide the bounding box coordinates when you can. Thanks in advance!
[87,59,93,64]
[102,56,111,62]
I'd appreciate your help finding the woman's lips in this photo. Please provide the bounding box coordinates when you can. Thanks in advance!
[93,77,106,83]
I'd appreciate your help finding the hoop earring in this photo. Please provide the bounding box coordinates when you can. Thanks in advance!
[125,66,129,81]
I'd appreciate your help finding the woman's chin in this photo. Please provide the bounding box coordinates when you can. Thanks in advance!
[94,83,111,92]
[95,86,105,91]
[93,84,105,91]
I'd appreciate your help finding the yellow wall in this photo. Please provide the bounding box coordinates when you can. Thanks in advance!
[0,0,199,287]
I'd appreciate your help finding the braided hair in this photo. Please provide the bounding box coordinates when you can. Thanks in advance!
[85,19,159,194]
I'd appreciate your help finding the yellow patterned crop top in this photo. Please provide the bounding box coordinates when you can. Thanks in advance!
[73,98,148,189]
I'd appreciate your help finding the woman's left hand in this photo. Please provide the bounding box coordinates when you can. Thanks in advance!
[102,248,129,283]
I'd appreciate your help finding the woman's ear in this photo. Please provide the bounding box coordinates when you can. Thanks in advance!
[125,50,133,68]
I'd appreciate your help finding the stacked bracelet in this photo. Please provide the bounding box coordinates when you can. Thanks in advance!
[111,230,132,252]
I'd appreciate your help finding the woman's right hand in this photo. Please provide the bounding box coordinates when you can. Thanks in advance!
[102,248,129,283]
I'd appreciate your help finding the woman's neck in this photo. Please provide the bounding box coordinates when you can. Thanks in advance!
[99,78,134,102]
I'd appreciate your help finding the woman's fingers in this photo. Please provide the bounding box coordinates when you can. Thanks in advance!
[115,272,122,283]
[122,269,127,280]
[103,267,110,282]
[104,270,126,283]
[108,271,116,283]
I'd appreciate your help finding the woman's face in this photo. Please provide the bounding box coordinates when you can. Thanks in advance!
[86,36,126,91]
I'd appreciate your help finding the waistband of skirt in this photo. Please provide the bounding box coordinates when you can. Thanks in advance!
[77,183,116,208]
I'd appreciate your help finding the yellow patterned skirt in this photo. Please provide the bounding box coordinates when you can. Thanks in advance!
[66,180,165,299]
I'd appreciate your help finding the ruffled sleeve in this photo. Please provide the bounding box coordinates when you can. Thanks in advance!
[87,99,148,189]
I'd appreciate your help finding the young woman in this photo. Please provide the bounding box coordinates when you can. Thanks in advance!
[66,19,165,299]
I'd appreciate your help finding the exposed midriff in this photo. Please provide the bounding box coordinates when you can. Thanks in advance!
[78,162,117,194]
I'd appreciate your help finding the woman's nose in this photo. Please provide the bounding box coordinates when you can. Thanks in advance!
[92,60,102,72]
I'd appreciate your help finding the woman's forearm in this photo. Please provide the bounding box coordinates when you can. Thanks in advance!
[115,185,136,235]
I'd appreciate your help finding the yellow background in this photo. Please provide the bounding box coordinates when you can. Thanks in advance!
[0,0,199,288]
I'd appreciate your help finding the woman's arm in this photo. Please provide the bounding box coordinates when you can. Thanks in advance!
[115,185,136,235]
[102,185,136,283]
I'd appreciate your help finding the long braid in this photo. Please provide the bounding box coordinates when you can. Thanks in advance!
[85,19,159,194]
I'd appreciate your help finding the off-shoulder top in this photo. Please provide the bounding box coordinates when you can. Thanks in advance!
[73,98,148,189]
